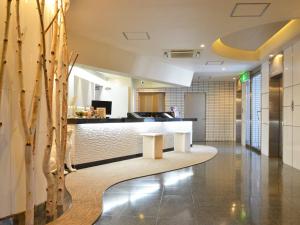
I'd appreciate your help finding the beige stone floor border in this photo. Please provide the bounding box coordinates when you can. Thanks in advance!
[48,145,217,225]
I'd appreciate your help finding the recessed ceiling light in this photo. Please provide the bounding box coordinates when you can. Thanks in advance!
[231,3,271,17]
[233,77,236,80]
[200,44,205,48]
[222,67,226,71]
[269,54,274,58]
[123,32,150,40]
[206,60,224,65]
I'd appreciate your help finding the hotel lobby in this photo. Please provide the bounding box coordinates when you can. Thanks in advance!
[1,1,300,225]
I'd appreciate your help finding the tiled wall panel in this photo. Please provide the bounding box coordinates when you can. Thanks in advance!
[283,40,300,170]
[261,62,270,156]
[261,124,269,156]
[283,47,293,88]
[283,125,293,165]
[137,81,235,141]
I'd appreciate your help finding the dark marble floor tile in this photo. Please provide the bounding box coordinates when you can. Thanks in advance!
[156,217,199,225]
[163,186,192,195]
[120,195,161,217]
[105,183,163,195]
[95,143,300,225]
[158,195,197,220]
[96,216,156,225]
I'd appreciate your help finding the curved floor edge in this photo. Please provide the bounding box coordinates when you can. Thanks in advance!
[48,145,218,225]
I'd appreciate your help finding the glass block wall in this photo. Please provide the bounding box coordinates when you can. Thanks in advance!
[251,75,262,150]
[245,80,251,146]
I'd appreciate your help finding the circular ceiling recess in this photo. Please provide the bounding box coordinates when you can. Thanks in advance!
[212,19,300,61]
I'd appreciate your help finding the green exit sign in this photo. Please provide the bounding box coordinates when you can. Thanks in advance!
[239,71,250,83]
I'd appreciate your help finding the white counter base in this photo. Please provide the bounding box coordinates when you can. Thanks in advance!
[69,121,192,166]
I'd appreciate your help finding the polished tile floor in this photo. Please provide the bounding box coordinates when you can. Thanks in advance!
[95,143,300,225]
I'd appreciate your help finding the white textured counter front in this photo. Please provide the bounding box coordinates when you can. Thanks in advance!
[69,121,192,165]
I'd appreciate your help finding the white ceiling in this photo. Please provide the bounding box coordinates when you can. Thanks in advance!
[66,0,300,78]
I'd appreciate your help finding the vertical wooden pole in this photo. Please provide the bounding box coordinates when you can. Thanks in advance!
[36,0,60,221]
[15,1,41,225]
[56,4,66,212]
[58,43,68,213]
[55,64,61,201]
[24,143,35,225]
[48,0,58,106]
[16,0,30,140]
[0,0,12,128]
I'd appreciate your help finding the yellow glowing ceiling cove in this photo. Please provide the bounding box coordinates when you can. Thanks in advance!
[212,19,300,61]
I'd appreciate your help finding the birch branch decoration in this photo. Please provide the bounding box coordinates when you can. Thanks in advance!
[44,9,60,34]
[16,0,30,141]
[0,0,12,128]
[16,1,36,224]
[36,0,59,221]
[56,4,67,212]
[48,0,59,109]
[13,0,74,223]
[67,53,79,80]
[58,44,68,214]
[15,1,39,225]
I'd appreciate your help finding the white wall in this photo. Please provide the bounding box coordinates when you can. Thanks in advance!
[0,1,54,218]
[101,86,129,118]
[259,37,300,170]
[283,46,293,166]
[68,66,130,118]
[68,33,194,87]
[283,39,300,170]
[261,62,270,156]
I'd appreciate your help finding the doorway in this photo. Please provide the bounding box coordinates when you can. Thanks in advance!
[269,74,283,158]
[184,93,206,142]
[245,73,262,151]
[138,92,165,112]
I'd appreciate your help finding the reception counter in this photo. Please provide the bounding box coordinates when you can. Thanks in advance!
[67,118,196,168]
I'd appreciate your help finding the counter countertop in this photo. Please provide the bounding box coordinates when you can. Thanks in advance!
[67,117,197,124]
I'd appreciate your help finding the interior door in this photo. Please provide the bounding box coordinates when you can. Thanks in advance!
[139,92,165,112]
[184,93,206,142]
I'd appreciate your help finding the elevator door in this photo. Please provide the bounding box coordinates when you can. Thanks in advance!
[269,74,283,158]
[184,93,206,142]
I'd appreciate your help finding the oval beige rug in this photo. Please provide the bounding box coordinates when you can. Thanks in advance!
[49,145,217,225]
